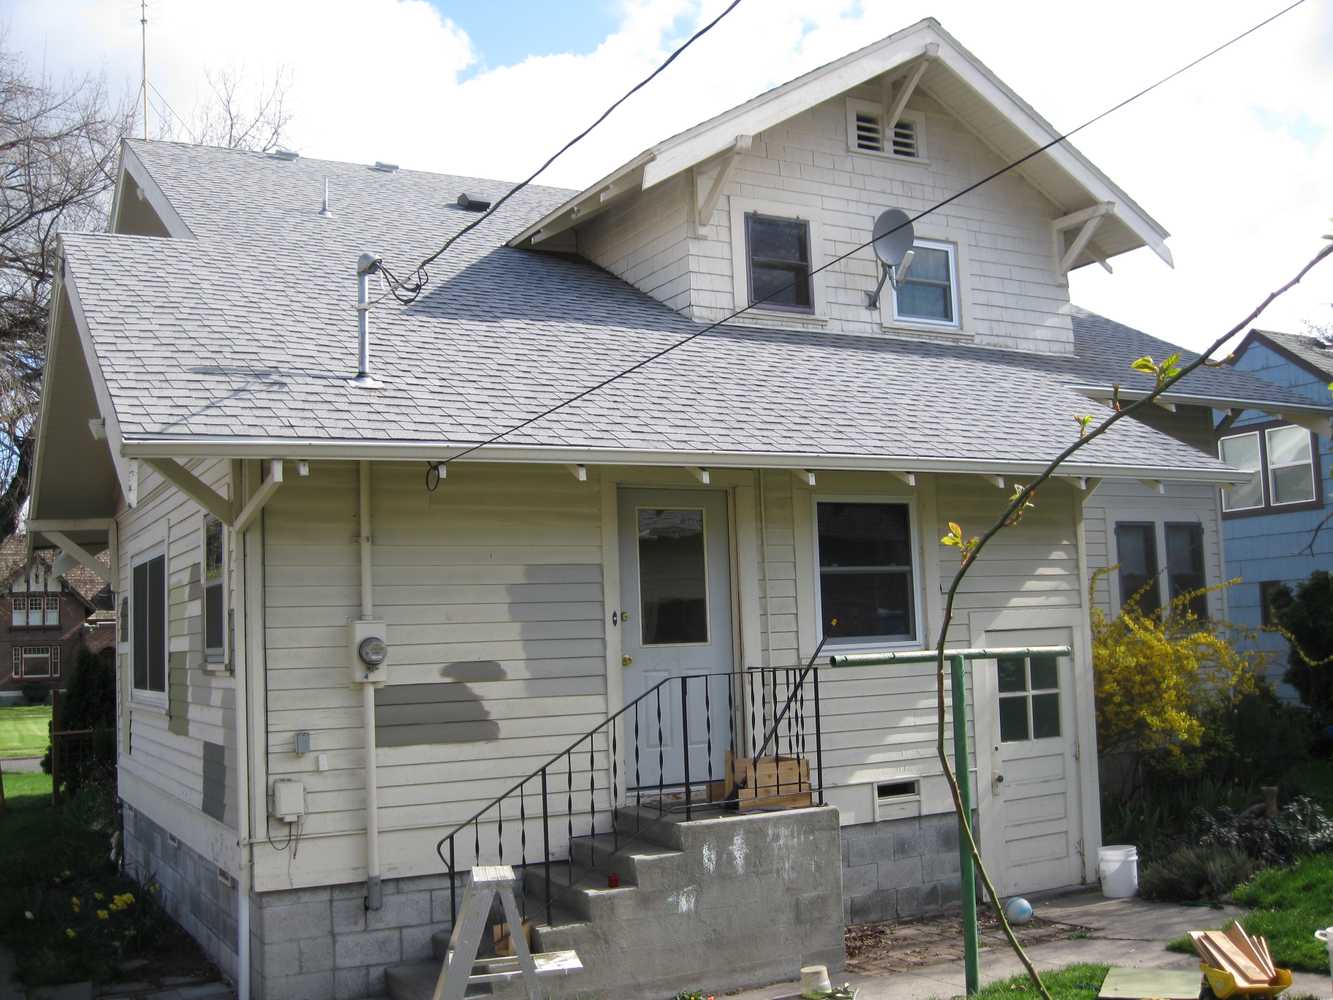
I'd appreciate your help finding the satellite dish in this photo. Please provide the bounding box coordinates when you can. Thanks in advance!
[867,208,916,309]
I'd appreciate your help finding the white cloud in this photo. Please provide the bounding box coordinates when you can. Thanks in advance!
[6,0,1332,350]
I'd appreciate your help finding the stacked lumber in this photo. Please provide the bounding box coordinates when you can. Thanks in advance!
[1189,924,1282,989]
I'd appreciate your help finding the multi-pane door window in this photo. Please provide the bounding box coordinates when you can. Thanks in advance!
[1219,424,1319,512]
[998,654,1061,743]
[11,646,59,679]
[815,501,917,643]
[1114,521,1207,618]
[892,241,958,327]
[203,516,227,665]
[745,214,813,313]
[132,552,167,700]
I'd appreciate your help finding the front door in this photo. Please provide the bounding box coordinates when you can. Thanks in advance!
[617,489,733,790]
[982,626,1083,896]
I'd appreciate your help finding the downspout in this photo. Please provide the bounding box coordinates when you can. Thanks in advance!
[359,461,382,910]
[233,467,252,1000]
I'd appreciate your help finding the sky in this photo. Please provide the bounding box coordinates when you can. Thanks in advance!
[5,0,1333,353]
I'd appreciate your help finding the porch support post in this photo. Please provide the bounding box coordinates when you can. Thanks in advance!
[950,652,980,995]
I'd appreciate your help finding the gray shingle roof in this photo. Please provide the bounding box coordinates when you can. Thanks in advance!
[59,140,1315,477]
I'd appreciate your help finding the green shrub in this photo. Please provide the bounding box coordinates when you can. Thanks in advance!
[1270,571,1333,723]
[44,647,116,796]
[1196,795,1333,866]
[1195,689,1316,785]
[1139,844,1257,902]
[20,683,47,705]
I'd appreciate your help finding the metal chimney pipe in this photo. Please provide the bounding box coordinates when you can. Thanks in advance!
[352,253,381,388]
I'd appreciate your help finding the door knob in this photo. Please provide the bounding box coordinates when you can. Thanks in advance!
[994,773,1005,784]
[622,655,633,667]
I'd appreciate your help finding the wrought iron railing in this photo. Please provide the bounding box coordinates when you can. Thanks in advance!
[434,659,825,927]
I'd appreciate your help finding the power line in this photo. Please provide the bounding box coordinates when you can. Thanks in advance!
[376,0,745,305]
[424,0,1307,477]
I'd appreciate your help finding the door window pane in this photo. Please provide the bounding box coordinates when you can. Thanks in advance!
[1219,432,1263,511]
[997,657,1026,693]
[999,697,1029,742]
[1029,655,1058,691]
[1114,522,1161,615]
[1032,693,1061,739]
[816,501,916,641]
[1165,522,1207,618]
[637,509,708,645]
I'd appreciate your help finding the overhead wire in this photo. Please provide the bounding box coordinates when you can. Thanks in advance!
[416,0,1307,479]
[148,81,199,144]
[375,0,746,305]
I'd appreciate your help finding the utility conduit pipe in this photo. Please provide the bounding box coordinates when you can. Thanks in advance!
[359,461,382,910]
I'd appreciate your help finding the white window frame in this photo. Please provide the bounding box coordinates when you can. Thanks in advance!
[20,646,53,679]
[1109,515,1210,618]
[44,593,59,627]
[844,98,929,162]
[11,594,28,628]
[811,494,925,652]
[130,542,168,710]
[728,196,828,323]
[890,238,961,331]
[1264,425,1317,507]
[1218,430,1264,512]
[201,513,229,670]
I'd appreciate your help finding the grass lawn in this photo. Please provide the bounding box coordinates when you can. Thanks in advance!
[1167,853,1333,973]
[938,964,1109,1000]
[0,704,52,758]
[3,769,52,803]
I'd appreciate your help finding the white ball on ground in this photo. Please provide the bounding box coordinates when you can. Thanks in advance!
[1004,897,1034,924]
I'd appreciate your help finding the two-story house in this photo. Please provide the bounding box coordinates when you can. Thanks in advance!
[1,535,115,697]
[22,19,1333,1000]
[1216,329,1333,699]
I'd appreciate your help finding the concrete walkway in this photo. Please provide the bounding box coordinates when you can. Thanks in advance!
[0,756,43,774]
[729,891,1332,1000]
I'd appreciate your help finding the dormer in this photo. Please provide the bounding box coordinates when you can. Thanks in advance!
[108,142,194,238]
[510,18,1171,357]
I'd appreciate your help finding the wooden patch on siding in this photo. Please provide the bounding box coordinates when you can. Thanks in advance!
[375,668,506,747]
[202,740,227,822]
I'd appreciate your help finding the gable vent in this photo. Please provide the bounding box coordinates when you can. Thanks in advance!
[854,111,885,153]
[891,119,919,158]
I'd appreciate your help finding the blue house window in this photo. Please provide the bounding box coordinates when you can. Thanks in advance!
[1218,424,1320,514]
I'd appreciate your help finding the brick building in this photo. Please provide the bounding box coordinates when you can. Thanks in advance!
[0,535,115,694]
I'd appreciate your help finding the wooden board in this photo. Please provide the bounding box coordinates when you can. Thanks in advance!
[1200,931,1268,986]
[1097,966,1202,1000]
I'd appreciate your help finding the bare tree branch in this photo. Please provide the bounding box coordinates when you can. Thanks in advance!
[931,240,1333,1000]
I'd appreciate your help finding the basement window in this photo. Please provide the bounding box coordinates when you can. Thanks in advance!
[846,99,926,160]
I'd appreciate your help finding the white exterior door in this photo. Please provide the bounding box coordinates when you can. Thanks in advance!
[617,489,733,791]
[978,624,1084,896]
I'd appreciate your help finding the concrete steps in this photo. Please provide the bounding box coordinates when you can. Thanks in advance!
[382,804,843,1000]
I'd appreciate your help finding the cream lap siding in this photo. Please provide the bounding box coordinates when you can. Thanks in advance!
[676,88,1075,354]
[578,173,693,315]
[756,470,799,669]
[258,462,609,886]
[769,471,1083,819]
[117,459,238,836]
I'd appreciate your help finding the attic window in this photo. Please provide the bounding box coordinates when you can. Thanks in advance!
[846,99,925,160]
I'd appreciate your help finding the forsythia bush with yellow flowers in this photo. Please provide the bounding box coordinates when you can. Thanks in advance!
[1091,572,1266,769]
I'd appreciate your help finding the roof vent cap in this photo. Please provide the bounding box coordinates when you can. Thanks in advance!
[371,161,399,173]
[457,193,491,213]
[270,147,300,161]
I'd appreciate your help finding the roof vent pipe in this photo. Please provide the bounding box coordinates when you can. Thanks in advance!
[351,253,382,389]
[319,178,334,218]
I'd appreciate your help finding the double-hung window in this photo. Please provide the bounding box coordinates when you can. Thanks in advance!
[1218,424,1319,512]
[203,516,228,667]
[132,549,167,704]
[1114,521,1207,618]
[12,646,58,679]
[815,500,918,644]
[891,240,959,328]
[745,213,813,313]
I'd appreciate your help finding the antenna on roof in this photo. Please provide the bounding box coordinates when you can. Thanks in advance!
[866,208,915,310]
[139,0,148,140]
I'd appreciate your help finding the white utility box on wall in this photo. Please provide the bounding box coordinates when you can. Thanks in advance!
[348,619,389,685]
[272,778,306,824]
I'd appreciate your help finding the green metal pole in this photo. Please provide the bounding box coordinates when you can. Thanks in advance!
[951,653,980,995]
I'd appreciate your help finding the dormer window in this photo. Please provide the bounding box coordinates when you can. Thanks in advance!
[745,213,813,313]
[846,99,926,160]
[891,240,958,328]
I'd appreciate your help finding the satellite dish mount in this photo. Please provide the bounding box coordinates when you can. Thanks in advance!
[867,208,916,310]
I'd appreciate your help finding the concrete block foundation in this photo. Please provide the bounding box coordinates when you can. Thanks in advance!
[840,812,964,925]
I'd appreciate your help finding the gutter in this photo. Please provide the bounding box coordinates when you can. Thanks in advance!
[118,437,1250,485]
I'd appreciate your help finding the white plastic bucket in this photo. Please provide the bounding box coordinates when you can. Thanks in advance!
[1097,844,1138,898]
[1315,927,1332,992]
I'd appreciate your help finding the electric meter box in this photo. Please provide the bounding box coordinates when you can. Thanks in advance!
[272,778,306,824]
[348,619,389,685]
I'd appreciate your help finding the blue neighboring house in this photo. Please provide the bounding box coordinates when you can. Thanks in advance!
[1218,329,1333,699]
